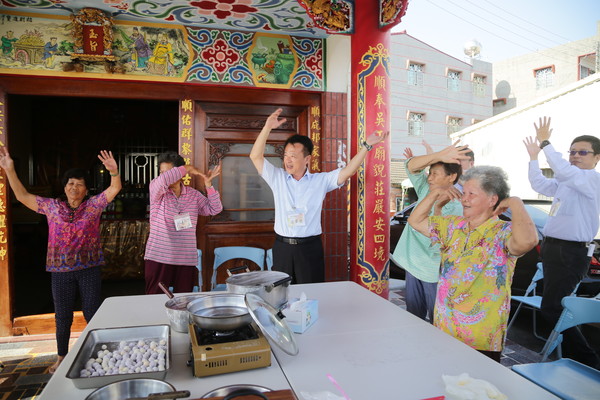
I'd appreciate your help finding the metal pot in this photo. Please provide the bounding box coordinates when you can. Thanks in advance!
[201,385,271,399]
[85,378,187,400]
[187,294,252,331]
[226,269,291,310]
[159,282,203,333]
[165,295,203,333]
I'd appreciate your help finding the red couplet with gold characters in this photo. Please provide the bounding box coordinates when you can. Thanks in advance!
[349,0,393,299]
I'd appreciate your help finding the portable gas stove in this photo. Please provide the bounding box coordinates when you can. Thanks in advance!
[188,323,271,377]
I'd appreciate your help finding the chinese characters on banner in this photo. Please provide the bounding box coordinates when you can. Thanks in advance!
[179,99,194,186]
[356,43,390,296]
[0,99,7,264]
[82,25,105,55]
[309,106,321,172]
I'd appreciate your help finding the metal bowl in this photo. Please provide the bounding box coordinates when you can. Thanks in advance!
[201,384,272,398]
[187,294,252,331]
[85,378,174,400]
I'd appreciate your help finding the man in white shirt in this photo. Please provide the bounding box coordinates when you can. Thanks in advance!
[524,116,600,369]
[250,108,387,283]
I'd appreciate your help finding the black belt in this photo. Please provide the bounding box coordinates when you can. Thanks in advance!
[544,236,589,248]
[276,234,320,245]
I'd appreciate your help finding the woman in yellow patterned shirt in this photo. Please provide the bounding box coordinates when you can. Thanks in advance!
[408,166,538,362]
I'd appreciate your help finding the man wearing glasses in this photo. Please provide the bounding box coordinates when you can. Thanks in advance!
[524,116,600,369]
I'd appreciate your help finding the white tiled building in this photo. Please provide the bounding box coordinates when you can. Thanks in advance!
[389,32,493,209]
[492,21,599,115]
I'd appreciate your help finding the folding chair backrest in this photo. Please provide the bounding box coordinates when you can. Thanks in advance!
[211,246,266,290]
[524,262,544,296]
[266,248,273,271]
[541,296,600,361]
[556,296,600,333]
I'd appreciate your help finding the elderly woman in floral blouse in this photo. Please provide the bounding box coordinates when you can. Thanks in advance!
[408,166,538,362]
[0,148,122,373]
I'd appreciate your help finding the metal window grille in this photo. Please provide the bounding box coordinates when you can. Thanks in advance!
[408,63,424,86]
[408,113,424,136]
[473,75,486,97]
[447,71,460,91]
[447,117,462,135]
[535,68,554,89]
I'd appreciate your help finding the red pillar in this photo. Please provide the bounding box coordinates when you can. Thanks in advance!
[349,0,391,298]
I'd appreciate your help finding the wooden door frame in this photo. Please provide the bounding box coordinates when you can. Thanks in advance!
[0,74,321,336]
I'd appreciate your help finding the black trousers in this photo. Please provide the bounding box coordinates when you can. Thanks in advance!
[51,266,102,356]
[540,239,600,368]
[272,236,324,284]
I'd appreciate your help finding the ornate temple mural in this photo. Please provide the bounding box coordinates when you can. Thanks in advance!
[1,0,353,37]
[0,10,323,90]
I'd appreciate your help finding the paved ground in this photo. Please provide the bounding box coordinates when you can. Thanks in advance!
[0,279,596,399]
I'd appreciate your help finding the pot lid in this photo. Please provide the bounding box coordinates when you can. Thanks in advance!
[227,270,290,287]
[244,293,298,356]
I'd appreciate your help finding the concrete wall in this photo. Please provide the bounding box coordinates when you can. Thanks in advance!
[390,32,493,160]
[451,74,600,200]
[493,21,600,115]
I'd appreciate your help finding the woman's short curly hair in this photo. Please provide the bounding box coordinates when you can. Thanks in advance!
[462,166,510,207]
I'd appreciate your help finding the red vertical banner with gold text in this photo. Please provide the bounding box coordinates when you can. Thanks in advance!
[0,92,11,335]
[179,99,194,186]
[350,0,391,299]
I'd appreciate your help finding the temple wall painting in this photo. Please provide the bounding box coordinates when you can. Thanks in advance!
[0,11,323,91]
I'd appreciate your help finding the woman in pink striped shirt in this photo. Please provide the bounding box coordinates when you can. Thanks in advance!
[144,152,222,294]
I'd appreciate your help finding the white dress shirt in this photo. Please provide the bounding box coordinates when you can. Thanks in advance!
[528,144,600,242]
[261,159,341,238]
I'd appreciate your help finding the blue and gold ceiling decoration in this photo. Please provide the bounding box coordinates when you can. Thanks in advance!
[1,0,356,37]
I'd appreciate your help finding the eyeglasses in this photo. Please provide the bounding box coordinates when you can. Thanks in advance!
[567,150,596,156]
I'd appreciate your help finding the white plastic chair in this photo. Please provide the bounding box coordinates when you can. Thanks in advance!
[211,246,266,291]
[511,297,600,400]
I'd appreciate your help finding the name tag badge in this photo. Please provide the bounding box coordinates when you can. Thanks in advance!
[287,208,306,228]
[549,200,560,217]
[174,213,192,231]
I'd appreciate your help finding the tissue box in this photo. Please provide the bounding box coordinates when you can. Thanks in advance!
[282,298,318,333]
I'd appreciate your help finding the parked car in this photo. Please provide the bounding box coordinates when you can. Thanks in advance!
[389,200,600,296]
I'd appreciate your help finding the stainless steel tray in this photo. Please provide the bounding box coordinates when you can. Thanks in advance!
[66,325,171,389]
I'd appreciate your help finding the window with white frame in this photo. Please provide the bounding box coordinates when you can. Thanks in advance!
[447,117,462,135]
[535,67,554,89]
[408,113,424,136]
[408,63,424,87]
[447,70,461,92]
[472,75,486,97]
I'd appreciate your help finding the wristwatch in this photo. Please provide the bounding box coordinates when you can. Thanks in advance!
[539,140,551,149]
[362,141,373,151]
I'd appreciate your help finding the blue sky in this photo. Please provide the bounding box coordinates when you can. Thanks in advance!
[392,0,600,62]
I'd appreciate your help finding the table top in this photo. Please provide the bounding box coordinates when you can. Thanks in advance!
[39,281,557,399]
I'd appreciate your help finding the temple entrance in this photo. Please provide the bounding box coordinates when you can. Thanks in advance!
[8,95,178,319]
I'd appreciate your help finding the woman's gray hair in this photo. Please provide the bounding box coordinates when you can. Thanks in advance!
[462,166,510,206]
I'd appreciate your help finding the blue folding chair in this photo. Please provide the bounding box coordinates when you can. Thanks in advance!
[507,262,545,340]
[539,296,600,361]
[266,248,273,271]
[507,262,580,341]
[211,246,266,291]
[193,249,202,292]
[511,297,600,400]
